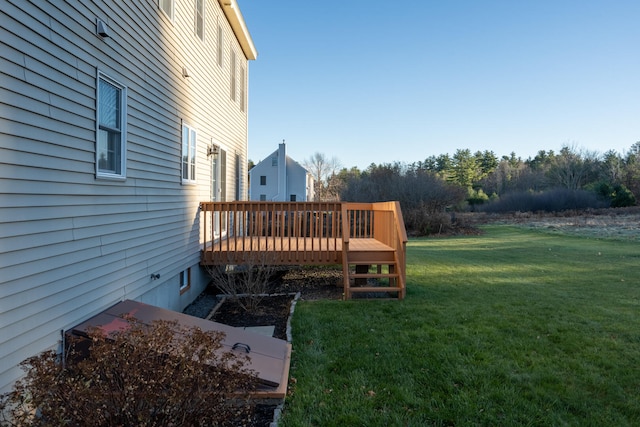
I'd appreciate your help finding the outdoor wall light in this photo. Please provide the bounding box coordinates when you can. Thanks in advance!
[207,144,219,157]
[96,19,109,38]
[182,67,190,78]
[150,273,161,280]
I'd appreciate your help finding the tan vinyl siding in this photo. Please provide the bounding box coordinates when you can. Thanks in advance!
[0,0,251,392]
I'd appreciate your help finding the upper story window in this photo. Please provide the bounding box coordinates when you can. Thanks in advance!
[230,50,237,101]
[260,176,266,185]
[97,72,126,179]
[240,66,246,112]
[195,0,204,40]
[181,123,197,184]
[159,0,174,20]
[217,23,223,67]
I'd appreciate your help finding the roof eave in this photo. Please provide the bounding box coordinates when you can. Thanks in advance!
[218,0,258,60]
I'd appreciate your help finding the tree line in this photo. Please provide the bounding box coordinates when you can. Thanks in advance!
[304,142,640,235]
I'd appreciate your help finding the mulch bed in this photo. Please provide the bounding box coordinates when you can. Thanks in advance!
[211,294,293,340]
[209,266,344,340]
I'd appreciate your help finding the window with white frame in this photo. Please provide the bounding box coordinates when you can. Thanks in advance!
[217,23,223,67]
[195,0,204,40]
[159,0,174,20]
[240,66,246,112]
[181,123,197,183]
[219,148,227,201]
[97,73,126,178]
[211,146,227,235]
[180,267,191,294]
[230,50,237,101]
[235,153,242,200]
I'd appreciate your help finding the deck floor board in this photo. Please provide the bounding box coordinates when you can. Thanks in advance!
[202,237,394,265]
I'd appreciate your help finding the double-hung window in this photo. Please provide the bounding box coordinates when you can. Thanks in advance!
[160,0,174,20]
[217,23,223,67]
[240,66,246,112]
[230,50,237,101]
[195,0,204,40]
[182,123,197,184]
[97,73,126,178]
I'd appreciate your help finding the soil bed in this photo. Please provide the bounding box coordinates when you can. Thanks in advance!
[211,294,293,340]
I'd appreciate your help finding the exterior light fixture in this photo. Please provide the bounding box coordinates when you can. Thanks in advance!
[182,67,190,78]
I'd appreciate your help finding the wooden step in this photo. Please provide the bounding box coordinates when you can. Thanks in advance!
[348,286,402,293]
[347,260,395,266]
[350,273,399,279]
[347,252,395,263]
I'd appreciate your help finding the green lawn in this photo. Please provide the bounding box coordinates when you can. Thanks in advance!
[280,225,640,426]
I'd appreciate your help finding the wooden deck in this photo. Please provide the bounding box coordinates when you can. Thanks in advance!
[202,237,393,264]
[200,201,407,299]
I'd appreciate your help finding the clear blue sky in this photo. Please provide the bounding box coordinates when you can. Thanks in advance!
[238,1,640,170]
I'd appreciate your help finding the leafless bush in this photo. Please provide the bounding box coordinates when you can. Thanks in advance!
[404,209,451,236]
[481,188,607,214]
[205,251,280,312]
[1,318,258,427]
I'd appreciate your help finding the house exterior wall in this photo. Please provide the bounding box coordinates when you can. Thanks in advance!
[0,0,254,392]
[285,157,314,201]
[249,147,281,201]
[249,143,314,201]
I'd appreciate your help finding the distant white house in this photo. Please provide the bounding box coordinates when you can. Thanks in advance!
[0,0,256,393]
[249,143,315,202]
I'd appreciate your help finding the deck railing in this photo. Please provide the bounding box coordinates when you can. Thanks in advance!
[200,201,407,275]
[341,201,407,293]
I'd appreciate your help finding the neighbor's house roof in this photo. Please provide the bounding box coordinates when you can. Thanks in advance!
[219,0,257,60]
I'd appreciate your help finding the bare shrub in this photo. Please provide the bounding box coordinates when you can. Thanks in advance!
[205,251,281,312]
[1,318,258,427]
[404,208,452,236]
[481,188,607,214]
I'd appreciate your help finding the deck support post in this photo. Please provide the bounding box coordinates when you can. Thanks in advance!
[354,264,369,286]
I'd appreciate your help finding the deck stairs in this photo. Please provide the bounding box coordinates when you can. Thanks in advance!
[342,242,405,300]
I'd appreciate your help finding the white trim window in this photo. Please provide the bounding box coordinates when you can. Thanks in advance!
[159,0,174,20]
[195,0,205,40]
[97,72,126,178]
[217,22,223,67]
[240,66,246,112]
[230,49,237,101]
[180,267,191,294]
[182,123,197,184]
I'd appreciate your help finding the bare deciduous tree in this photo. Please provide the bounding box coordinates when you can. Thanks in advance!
[547,144,599,190]
[303,152,342,201]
